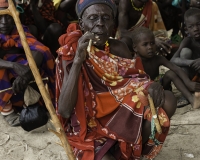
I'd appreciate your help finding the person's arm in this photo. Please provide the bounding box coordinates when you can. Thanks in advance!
[170,37,193,66]
[29,0,50,34]
[118,0,130,37]
[161,56,200,92]
[110,39,133,59]
[58,32,95,118]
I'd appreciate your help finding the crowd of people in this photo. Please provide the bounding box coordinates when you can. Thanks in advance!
[1,0,200,159]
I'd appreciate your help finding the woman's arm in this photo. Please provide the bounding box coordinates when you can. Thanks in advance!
[58,32,95,118]
[161,56,200,92]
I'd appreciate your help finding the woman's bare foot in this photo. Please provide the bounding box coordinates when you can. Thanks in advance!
[193,92,200,109]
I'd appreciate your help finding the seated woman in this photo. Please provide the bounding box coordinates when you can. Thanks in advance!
[0,1,55,126]
[56,0,176,159]
[117,0,171,57]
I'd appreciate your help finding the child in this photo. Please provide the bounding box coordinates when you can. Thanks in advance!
[131,27,200,108]
[171,8,200,108]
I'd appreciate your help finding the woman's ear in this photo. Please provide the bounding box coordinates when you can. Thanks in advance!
[132,43,137,53]
[79,18,84,31]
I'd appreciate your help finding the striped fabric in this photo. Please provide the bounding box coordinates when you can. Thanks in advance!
[0,26,55,110]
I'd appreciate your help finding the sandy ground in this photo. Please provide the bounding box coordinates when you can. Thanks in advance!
[1,91,200,160]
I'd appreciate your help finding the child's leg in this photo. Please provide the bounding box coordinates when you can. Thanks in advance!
[180,48,192,76]
[142,90,176,144]
[162,70,193,105]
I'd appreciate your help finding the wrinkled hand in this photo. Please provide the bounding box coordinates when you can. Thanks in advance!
[155,37,171,56]
[148,82,165,108]
[75,31,98,63]
[12,63,33,93]
[187,81,200,92]
[190,58,200,73]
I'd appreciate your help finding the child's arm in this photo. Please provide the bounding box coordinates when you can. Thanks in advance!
[161,56,200,92]
[170,37,194,67]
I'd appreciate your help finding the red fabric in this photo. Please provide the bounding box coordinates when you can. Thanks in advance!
[56,23,170,160]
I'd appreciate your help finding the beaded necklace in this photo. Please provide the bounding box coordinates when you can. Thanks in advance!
[131,0,145,11]
[105,40,110,54]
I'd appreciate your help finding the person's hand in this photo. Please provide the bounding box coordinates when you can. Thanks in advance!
[148,82,165,108]
[12,76,30,93]
[155,37,171,56]
[12,63,33,93]
[75,31,98,63]
[190,58,200,73]
[186,81,200,92]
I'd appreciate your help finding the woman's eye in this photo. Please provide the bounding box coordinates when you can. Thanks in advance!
[103,15,110,20]
[89,15,98,20]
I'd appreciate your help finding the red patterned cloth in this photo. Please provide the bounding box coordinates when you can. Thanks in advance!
[56,23,170,160]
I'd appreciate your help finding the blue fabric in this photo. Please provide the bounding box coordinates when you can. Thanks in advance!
[75,0,117,18]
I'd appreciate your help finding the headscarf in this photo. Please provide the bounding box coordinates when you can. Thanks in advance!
[75,0,117,18]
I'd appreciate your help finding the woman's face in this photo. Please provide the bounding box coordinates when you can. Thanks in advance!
[80,4,114,46]
[0,8,14,35]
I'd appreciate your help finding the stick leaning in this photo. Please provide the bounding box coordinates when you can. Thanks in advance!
[0,1,75,159]
[148,94,162,134]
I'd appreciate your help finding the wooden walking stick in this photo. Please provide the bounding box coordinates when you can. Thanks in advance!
[148,94,162,134]
[0,1,75,159]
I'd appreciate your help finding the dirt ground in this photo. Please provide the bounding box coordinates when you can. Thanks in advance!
[1,91,200,160]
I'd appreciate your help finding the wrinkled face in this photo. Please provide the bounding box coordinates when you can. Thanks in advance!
[134,33,156,59]
[185,14,200,40]
[190,0,200,8]
[0,8,14,35]
[80,4,114,46]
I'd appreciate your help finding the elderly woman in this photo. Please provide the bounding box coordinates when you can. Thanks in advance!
[56,0,176,159]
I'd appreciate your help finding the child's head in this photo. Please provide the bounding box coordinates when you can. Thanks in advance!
[131,27,156,59]
[190,0,200,9]
[184,8,200,40]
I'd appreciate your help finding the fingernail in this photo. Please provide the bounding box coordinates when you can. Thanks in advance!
[94,41,97,44]
[95,35,99,39]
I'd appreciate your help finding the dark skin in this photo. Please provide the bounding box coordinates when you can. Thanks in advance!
[58,5,174,159]
[171,14,200,79]
[118,0,171,55]
[190,0,200,8]
[0,9,43,93]
[18,0,62,57]
[134,32,200,106]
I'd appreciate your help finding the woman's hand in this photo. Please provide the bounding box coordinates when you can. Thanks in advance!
[155,37,171,56]
[148,82,165,108]
[190,58,200,73]
[12,63,33,93]
[74,31,97,63]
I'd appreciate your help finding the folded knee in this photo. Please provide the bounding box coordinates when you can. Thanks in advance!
[162,90,176,118]
[180,48,192,59]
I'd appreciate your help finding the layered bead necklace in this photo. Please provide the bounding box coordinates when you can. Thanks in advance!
[105,40,110,54]
[131,0,145,11]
